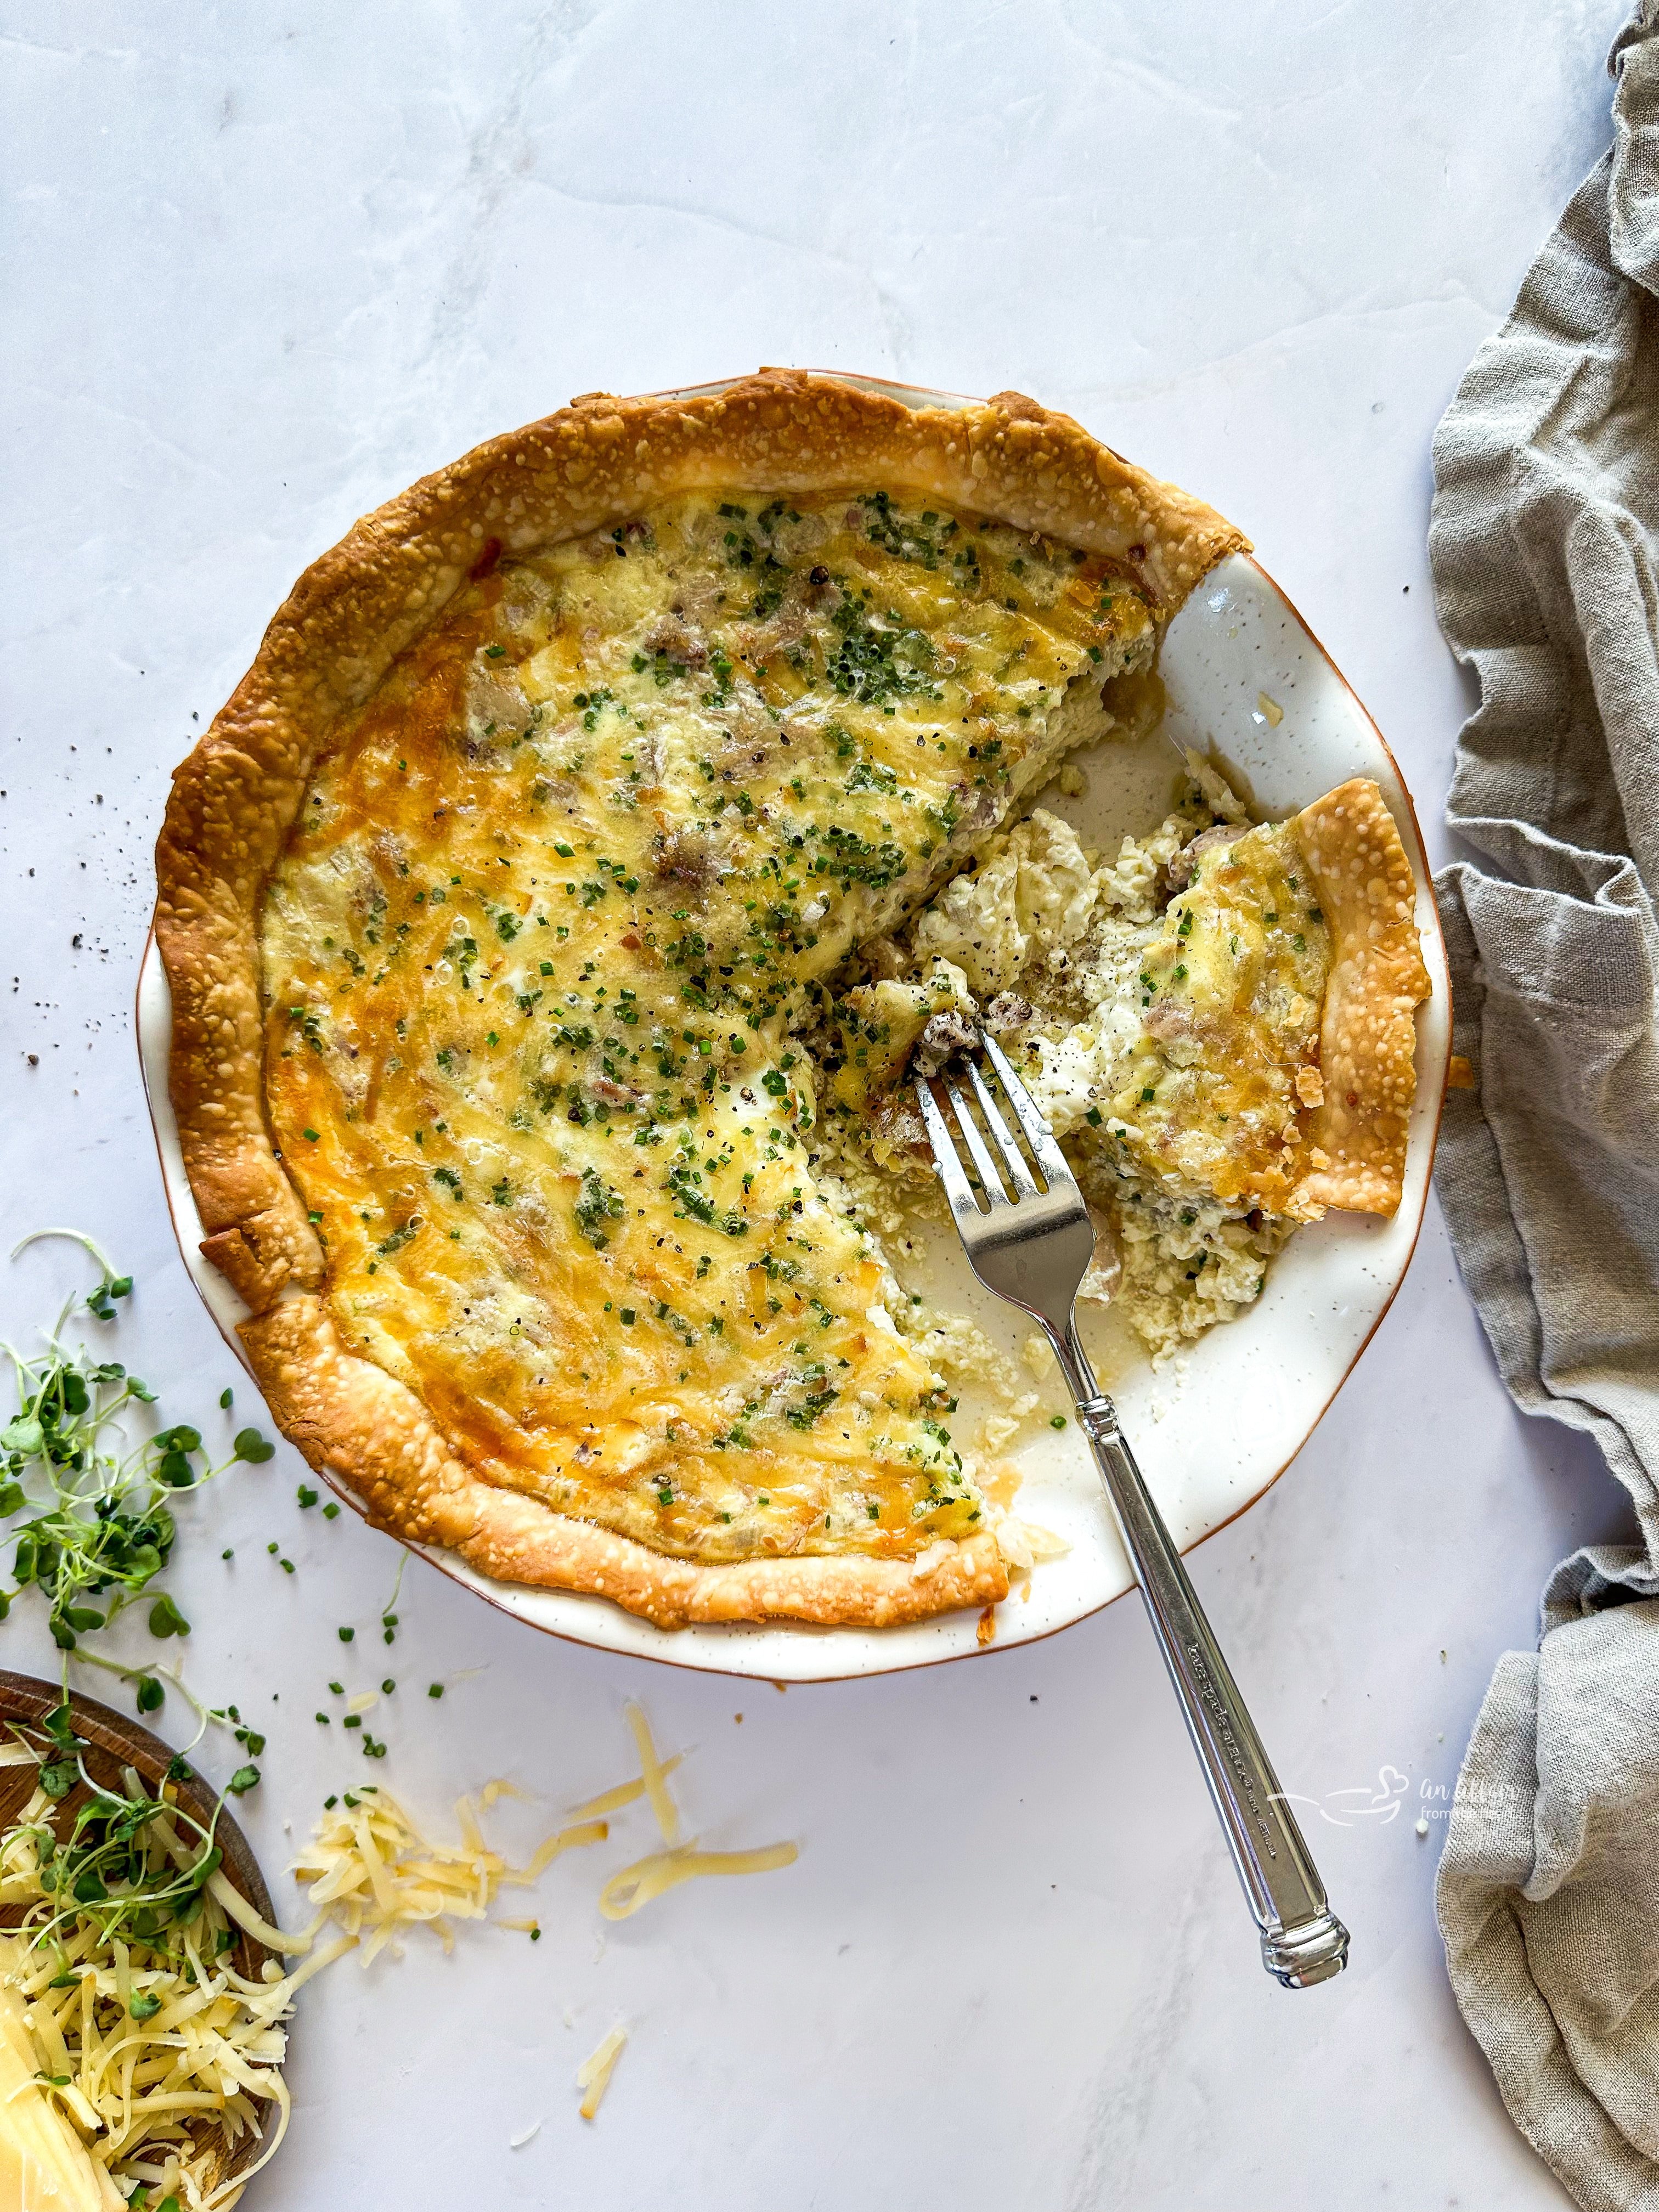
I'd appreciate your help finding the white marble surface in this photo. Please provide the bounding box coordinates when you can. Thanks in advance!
[0,3,1638,2204]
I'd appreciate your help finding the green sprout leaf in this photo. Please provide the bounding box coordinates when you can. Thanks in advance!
[147,1595,190,1640]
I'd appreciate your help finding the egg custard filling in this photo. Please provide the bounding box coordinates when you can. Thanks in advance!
[159,376,1426,1629]
[262,491,1160,1573]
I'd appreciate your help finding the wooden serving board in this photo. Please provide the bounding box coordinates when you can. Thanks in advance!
[0,1669,283,2196]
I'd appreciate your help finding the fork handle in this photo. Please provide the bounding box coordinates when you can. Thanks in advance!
[1051,1319,1350,1989]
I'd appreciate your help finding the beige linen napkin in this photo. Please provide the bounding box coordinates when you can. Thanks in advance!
[1428,7,1659,2207]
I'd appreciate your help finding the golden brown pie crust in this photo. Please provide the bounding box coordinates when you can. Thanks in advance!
[156,370,1266,1631]
[1291,779,1432,1218]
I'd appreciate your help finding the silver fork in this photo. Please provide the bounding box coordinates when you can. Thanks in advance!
[916,1032,1350,1990]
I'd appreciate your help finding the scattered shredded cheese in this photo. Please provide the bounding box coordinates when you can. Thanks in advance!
[624,1702,680,1846]
[567,1754,683,1823]
[576,2025,627,2119]
[288,1788,606,1965]
[599,1841,799,1922]
[0,1698,798,2196]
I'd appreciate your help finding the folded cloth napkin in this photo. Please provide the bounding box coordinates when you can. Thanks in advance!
[1429,6,1659,2207]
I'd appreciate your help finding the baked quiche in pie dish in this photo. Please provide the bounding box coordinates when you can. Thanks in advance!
[155,371,1429,1632]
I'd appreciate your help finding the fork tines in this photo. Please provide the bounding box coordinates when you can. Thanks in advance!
[915,1031,1075,1215]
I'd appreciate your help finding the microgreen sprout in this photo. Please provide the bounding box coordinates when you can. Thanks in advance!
[0,1232,273,1666]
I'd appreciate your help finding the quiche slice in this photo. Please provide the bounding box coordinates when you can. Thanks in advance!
[155,371,1418,1632]
[844,776,1430,1359]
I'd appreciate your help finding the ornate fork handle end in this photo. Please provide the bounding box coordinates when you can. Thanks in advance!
[1057,1332,1349,1992]
[1261,1911,1350,1989]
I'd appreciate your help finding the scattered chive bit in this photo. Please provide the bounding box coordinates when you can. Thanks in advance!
[362,1734,387,1760]
[302,1128,319,1142]
[322,1502,341,1519]
[221,1548,234,1560]
[329,1681,344,1696]
[343,1714,361,1730]
[315,1712,330,1724]
[1050,1415,1068,1430]
[338,1627,354,1643]
[280,1559,295,1575]
[324,1795,337,1809]
[219,1386,233,1409]
[267,1542,279,1555]
[427,1683,444,1699]
[297,1485,319,1508]
[381,1678,395,1695]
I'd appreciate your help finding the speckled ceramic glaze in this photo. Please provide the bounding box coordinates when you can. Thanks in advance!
[139,380,1451,1681]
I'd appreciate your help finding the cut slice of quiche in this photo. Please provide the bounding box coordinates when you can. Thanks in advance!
[834,774,1430,1361]
[155,371,1419,1632]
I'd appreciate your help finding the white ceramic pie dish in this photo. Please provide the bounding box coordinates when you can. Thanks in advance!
[138,377,1450,1682]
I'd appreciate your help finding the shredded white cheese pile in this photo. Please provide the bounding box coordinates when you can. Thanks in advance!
[0,1697,800,2193]
[0,1767,600,2205]
[287,1786,606,1966]
[0,1762,317,2211]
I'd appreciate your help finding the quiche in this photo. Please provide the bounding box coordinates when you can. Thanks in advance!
[156,371,1426,1631]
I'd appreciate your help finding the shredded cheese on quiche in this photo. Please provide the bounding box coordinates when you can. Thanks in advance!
[263,489,1153,1572]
